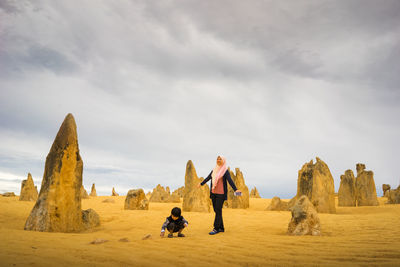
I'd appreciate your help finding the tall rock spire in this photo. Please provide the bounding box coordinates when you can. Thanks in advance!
[25,113,87,232]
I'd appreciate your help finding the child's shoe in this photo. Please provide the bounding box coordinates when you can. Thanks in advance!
[178,233,185,237]
[168,233,173,238]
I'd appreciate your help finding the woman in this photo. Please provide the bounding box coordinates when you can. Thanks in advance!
[197,155,241,235]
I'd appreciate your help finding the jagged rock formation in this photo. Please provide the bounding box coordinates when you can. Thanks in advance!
[293,157,336,213]
[24,113,99,232]
[225,168,249,209]
[386,185,400,204]
[355,163,379,206]
[266,196,289,211]
[172,186,185,198]
[382,184,391,196]
[80,185,89,199]
[149,184,170,202]
[250,186,261,198]
[287,195,321,236]
[90,183,97,197]
[338,170,356,207]
[111,187,119,196]
[149,184,180,203]
[124,189,149,210]
[19,173,38,201]
[182,160,211,212]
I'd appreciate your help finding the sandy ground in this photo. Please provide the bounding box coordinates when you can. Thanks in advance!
[0,196,399,266]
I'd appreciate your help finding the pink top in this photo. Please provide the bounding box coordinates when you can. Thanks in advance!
[212,174,224,194]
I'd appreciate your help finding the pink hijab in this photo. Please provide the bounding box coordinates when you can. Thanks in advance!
[211,156,228,190]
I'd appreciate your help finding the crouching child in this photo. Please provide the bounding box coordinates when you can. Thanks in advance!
[160,207,188,238]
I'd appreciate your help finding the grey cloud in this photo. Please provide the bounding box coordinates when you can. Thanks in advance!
[0,1,400,198]
[0,45,77,77]
[0,0,20,14]
[143,0,400,85]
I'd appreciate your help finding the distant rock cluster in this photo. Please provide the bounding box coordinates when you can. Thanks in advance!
[0,192,16,197]
[338,164,379,207]
[149,184,180,203]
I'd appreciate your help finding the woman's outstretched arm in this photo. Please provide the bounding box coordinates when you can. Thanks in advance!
[225,171,238,191]
[200,171,213,186]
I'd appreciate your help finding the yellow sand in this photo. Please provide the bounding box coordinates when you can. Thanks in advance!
[0,196,399,266]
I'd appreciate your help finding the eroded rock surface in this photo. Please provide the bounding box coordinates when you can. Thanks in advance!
[182,160,211,212]
[124,189,149,210]
[287,195,321,236]
[19,173,38,201]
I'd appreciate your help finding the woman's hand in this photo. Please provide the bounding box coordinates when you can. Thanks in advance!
[235,190,242,196]
[197,183,201,188]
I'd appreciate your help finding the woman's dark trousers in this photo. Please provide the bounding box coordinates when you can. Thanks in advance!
[211,193,225,231]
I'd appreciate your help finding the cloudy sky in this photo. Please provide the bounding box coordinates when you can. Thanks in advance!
[1,0,399,197]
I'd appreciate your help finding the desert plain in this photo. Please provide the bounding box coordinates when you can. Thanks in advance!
[1,195,399,266]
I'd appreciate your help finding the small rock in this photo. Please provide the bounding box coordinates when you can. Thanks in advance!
[90,238,108,244]
[118,238,129,242]
[102,199,115,203]
[142,234,152,240]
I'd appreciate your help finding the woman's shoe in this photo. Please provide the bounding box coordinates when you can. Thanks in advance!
[218,229,225,232]
[209,229,219,235]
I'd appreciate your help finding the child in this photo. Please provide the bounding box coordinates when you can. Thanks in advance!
[160,207,188,238]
